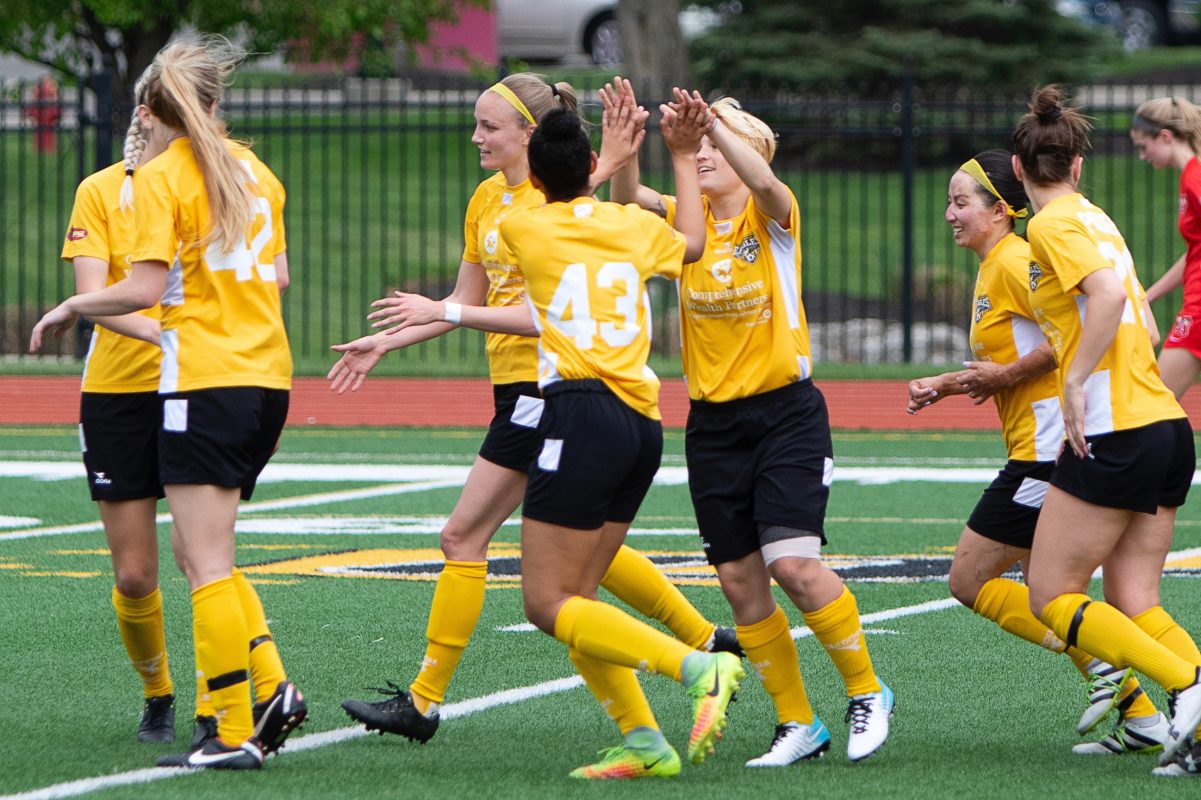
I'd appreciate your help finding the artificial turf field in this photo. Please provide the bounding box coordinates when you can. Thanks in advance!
[2,425,1201,799]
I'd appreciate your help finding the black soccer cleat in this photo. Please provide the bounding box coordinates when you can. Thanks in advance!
[253,681,308,756]
[137,694,176,743]
[156,737,263,770]
[191,715,218,751]
[710,626,745,658]
[341,681,440,743]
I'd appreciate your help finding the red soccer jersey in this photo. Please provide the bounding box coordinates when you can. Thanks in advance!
[1178,157,1201,316]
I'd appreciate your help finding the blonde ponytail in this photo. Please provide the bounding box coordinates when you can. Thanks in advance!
[142,35,252,253]
[118,67,153,212]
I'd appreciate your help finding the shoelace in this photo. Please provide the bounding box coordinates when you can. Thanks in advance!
[364,679,409,710]
[846,697,875,734]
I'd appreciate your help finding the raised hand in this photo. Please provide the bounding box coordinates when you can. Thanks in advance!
[660,87,712,155]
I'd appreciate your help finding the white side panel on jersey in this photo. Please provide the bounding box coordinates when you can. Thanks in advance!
[511,395,544,429]
[1010,315,1044,358]
[159,328,180,394]
[1031,395,1065,462]
[1074,293,1088,324]
[767,219,800,329]
[79,328,98,387]
[161,251,184,306]
[537,345,561,389]
[797,355,812,381]
[1083,369,1115,436]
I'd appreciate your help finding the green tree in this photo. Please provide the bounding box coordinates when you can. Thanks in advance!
[690,0,1122,92]
[0,0,480,118]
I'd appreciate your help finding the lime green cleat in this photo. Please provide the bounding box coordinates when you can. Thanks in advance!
[569,732,681,779]
[683,651,745,765]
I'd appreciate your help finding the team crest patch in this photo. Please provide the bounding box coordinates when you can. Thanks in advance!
[1028,262,1043,291]
[974,294,992,323]
[733,234,760,264]
[66,227,88,241]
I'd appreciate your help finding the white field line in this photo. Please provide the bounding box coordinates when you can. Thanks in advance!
[0,481,465,542]
[0,598,961,800]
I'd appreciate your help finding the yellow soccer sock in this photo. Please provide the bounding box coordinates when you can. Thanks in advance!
[1064,645,1093,676]
[196,673,215,719]
[410,560,488,710]
[600,544,715,650]
[553,596,694,682]
[569,647,658,735]
[112,587,174,699]
[737,606,813,725]
[1133,605,1201,664]
[973,578,1069,652]
[231,569,286,699]
[193,576,254,744]
[802,586,881,697]
[1039,594,1197,692]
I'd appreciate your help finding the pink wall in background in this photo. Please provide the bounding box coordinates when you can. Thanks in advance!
[418,6,498,72]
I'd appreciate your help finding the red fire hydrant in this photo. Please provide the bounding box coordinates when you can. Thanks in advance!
[23,76,61,154]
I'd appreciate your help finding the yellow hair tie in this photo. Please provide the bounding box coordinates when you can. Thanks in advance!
[489,82,535,125]
[960,158,1028,219]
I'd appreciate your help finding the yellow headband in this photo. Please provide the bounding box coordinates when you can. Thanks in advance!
[488,82,535,125]
[959,158,1027,219]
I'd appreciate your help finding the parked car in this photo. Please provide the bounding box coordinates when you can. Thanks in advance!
[496,0,620,66]
[1119,0,1201,49]
[495,1,729,67]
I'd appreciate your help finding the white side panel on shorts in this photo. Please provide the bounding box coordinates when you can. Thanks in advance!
[78,424,86,453]
[1031,396,1065,462]
[511,395,544,429]
[163,398,188,432]
[537,438,563,472]
[1082,369,1115,436]
[767,219,800,329]
[822,456,835,487]
[1013,476,1050,509]
[159,329,180,394]
[1010,314,1044,358]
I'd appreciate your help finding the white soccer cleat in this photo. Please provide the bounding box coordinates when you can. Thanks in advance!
[1077,659,1132,734]
[1073,713,1168,755]
[1161,669,1201,766]
[745,718,831,767]
[1152,740,1201,777]
[845,683,894,762]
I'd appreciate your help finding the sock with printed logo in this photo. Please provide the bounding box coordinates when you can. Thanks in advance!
[600,544,715,650]
[554,596,694,682]
[112,586,174,698]
[802,585,881,697]
[570,647,658,735]
[192,576,254,744]
[737,605,813,725]
[410,560,488,714]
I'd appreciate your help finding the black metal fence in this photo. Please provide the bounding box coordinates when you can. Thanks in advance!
[0,71,1191,374]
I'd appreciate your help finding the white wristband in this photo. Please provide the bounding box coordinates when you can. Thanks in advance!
[443,301,462,325]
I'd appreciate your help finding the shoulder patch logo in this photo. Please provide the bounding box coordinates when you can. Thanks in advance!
[974,294,992,323]
[733,233,760,264]
[67,227,88,241]
[1028,261,1043,292]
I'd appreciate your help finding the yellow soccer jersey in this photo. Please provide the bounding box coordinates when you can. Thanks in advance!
[968,233,1063,461]
[1027,193,1183,434]
[61,162,162,393]
[500,197,686,419]
[462,172,542,384]
[665,191,812,402]
[129,138,291,393]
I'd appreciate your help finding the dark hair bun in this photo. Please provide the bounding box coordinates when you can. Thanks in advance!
[538,107,583,140]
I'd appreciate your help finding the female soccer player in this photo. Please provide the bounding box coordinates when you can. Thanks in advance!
[610,85,892,765]
[1012,85,1201,774]
[333,75,738,744]
[31,35,304,770]
[60,67,176,744]
[909,150,1169,755]
[1131,96,1201,400]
